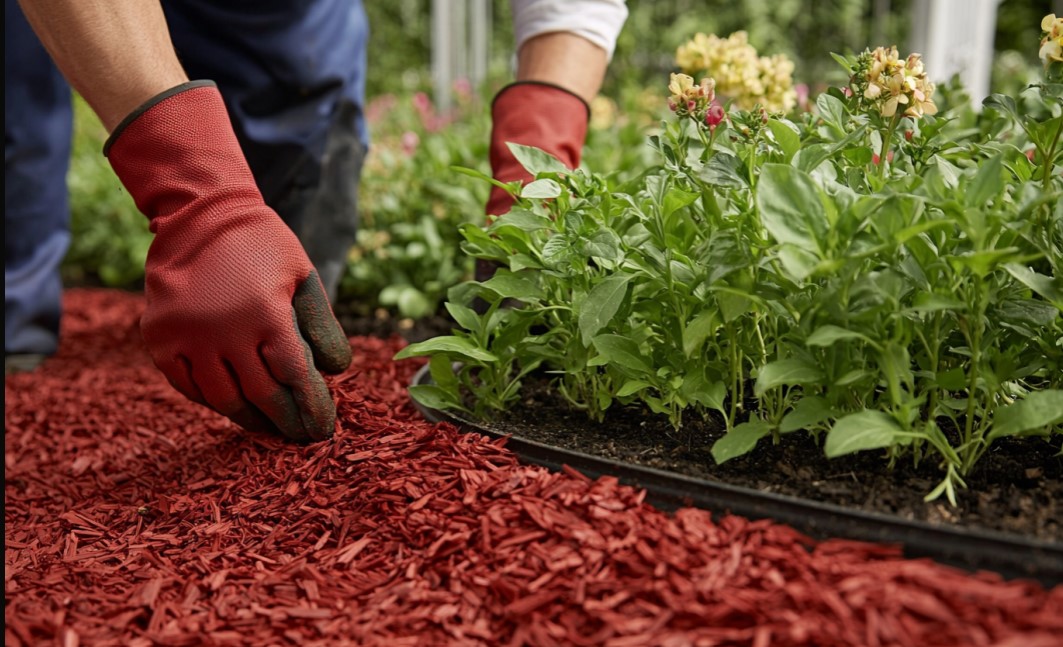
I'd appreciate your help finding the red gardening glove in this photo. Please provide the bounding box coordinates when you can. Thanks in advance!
[487,81,589,214]
[480,81,590,280]
[105,81,352,442]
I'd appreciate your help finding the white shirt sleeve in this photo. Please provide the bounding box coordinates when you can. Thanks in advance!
[510,0,628,59]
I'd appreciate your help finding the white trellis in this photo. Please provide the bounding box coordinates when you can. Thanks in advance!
[431,0,492,110]
[909,0,1004,105]
[429,1,1062,110]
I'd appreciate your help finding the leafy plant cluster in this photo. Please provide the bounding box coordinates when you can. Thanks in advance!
[399,61,1063,502]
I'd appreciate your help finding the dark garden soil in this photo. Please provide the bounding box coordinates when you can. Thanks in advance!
[6,289,1063,646]
[335,303,455,344]
[485,375,1063,544]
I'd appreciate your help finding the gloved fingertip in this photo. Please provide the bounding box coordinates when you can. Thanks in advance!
[293,271,352,374]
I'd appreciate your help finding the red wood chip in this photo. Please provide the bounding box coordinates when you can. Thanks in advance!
[5,288,1062,646]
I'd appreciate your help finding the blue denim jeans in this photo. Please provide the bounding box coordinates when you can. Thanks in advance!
[5,0,369,354]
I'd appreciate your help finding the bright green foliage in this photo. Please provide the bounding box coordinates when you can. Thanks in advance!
[400,65,1063,502]
[64,96,151,287]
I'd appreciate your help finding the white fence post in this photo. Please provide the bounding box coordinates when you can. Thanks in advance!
[431,0,492,110]
[909,0,1004,105]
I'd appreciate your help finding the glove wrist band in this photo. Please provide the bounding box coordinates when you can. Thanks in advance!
[103,80,218,156]
[492,80,591,119]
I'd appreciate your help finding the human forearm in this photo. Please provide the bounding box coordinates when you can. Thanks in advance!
[510,0,626,103]
[17,0,188,131]
[516,32,608,104]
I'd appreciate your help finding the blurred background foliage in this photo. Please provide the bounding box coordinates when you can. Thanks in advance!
[64,0,1056,319]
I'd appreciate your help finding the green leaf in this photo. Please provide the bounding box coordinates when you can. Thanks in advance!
[489,208,552,232]
[907,292,967,313]
[982,93,1018,120]
[662,187,700,217]
[521,178,562,199]
[988,390,1063,440]
[444,302,481,334]
[948,248,1022,278]
[711,421,773,463]
[767,118,801,162]
[756,164,828,251]
[450,165,515,193]
[482,272,543,302]
[825,410,900,457]
[754,358,825,396]
[682,375,727,415]
[780,396,834,433]
[806,325,871,347]
[776,244,819,282]
[592,334,652,373]
[427,354,460,393]
[617,380,653,398]
[507,143,571,175]
[682,310,721,357]
[964,154,1004,208]
[408,384,463,412]
[697,152,747,188]
[582,229,623,262]
[396,287,431,319]
[394,336,498,363]
[793,144,832,173]
[816,93,847,131]
[1004,263,1063,307]
[579,275,632,346]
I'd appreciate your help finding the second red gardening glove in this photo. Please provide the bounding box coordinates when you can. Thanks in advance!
[486,81,590,216]
[105,81,352,442]
[478,82,590,281]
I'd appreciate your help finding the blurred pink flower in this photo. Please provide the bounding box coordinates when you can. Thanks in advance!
[453,77,473,101]
[794,83,810,111]
[401,131,420,156]
[365,94,397,124]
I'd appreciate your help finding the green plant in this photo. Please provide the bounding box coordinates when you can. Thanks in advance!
[64,95,150,287]
[398,48,1063,503]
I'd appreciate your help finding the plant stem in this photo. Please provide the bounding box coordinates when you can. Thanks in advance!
[877,113,902,180]
[1042,117,1063,191]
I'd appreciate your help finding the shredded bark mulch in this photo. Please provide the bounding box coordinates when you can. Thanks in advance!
[5,289,1061,646]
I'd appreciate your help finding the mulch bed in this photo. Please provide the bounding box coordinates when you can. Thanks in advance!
[5,289,1062,646]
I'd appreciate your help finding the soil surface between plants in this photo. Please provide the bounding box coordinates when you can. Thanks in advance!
[484,375,1063,543]
[6,290,1062,646]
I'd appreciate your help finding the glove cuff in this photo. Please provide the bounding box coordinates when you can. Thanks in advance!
[487,81,590,216]
[103,80,218,156]
[104,81,265,228]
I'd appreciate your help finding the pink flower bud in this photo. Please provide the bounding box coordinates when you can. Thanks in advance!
[705,104,725,129]
[904,130,913,141]
[668,100,678,112]
[687,100,697,111]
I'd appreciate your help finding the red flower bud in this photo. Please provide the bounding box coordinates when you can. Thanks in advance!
[705,104,725,129]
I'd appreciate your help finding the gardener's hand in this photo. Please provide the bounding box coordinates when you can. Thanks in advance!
[486,81,590,216]
[106,82,352,442]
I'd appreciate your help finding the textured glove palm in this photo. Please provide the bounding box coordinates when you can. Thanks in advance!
[106,82,352,442]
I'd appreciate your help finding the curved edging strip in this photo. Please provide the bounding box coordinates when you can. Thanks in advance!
[411,365,1063,587]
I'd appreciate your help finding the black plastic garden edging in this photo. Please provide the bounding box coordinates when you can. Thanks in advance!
[411,365,1063,587]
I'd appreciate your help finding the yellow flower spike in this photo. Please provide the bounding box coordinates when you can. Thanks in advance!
[669,73,695,98]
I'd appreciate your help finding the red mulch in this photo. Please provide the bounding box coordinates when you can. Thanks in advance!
[5,289,1061,647]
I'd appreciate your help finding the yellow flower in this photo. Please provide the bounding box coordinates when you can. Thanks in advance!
[667,73,717,123]
[675,31,795,113]
[854,46,936,119]
[590,96,617,130]
[1041,14,1063,66]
